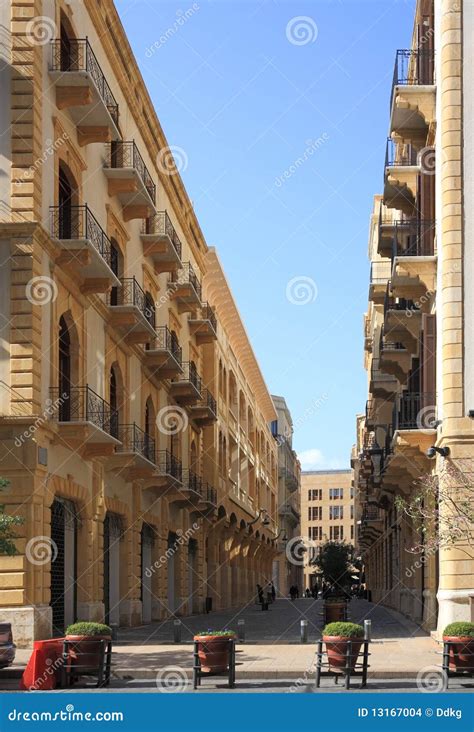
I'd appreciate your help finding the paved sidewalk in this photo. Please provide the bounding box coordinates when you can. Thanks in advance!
[7,600,439,682]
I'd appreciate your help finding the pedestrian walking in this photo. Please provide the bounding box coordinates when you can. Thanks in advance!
[270,581,276,602]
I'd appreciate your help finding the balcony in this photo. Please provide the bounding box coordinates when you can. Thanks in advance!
[279,503,300,527]
[169,262,202,314]
[379,329,412,384]
[358,503,384,546]
[49,38,120,145]
[188,303,217,345]
[383,285,421,354]
[49,385,119,457]
[50,205,120,294]
[142,450,183,493]
[107,423,156,480]
[391,220,436,301]
[279,466,298,492]
[168,469,204,509]
[169,362,202,405]
[190,388,217,426]
[377,202,402,257]
[369,261,392,304]
[104,141,156,220]
[390,49,435,145]
[369,358,398,399]
[144,327,183,378]
[108,277,156,344]
[384,139,419,216]
[141,212,182,274]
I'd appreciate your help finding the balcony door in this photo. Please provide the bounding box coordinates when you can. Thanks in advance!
[59,316,71,421]
[50,498,77,635]
[58,166,72,239]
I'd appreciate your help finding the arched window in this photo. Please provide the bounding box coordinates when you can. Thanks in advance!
[110,238,122,306]
[144,397,155,461]
[58,161,78,239]
[58,314,79,421]
[109,364,124,439]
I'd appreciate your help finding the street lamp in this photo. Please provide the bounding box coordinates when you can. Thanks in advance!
[247,508,268,527]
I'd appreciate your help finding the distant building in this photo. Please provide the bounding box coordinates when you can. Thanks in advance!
[301,470,354,591]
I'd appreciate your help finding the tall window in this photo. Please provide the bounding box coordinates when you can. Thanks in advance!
[329,505,343,520]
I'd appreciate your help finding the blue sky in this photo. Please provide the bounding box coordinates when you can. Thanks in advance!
[116,0,415,470]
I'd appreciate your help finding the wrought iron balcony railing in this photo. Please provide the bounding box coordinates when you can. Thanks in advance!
[391,219,436,260]
[391,48,435,109]
[200,302,217,333]
[156,450,182,482]
[147,326,182,364]
[385,138,418,170]
[171,261,202,301]
[49,385,116,434]
[108,277,156,328]
[50,38,119,125]
[393,392,436,431]
[142,211,182,260]
[384,283,418,318]
[105,141,156,204]
[204,484,217,506]
[197,388,217,417]
[175,362,202,395]
[50,204,113,269]
[115,423,156,463]
[182,469,203,497]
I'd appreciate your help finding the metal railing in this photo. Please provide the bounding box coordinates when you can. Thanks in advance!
[362,503,383,523]
[105,141,156,204]
[391,48,435,109]
[199,302,217,333]
[370,358,397,384]
[116,423,155,463]
[147,326,182,365]
[174,362,202,395]
[156,450,182,482]
[393,392,436,431]
[204,484,217,506]
[384,283,418,318]
[379,326,406,353]
[385,138,418,170]
[391,219,435,260]
[50,38,119,126]
[50,204,113,269]
[108,277,155,328]
[182,469,203,497]
[370,260,392,285]
[196,388,217,417]
[170,262,202,301]
[142,211,182,260]
[49,385,115,434]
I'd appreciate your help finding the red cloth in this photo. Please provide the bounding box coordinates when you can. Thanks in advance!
[20,639,65,691]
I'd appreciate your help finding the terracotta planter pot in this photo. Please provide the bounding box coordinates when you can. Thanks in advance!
[65,635,111,672]
[443,636,474,672]
[194,635,235,673]
[323,635,363,672]
[324,602,347,623]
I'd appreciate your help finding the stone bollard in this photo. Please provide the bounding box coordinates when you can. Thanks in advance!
[300,619,308,643]
[364,619,371,642]
[173,619,182,643]
[238,618,245,643]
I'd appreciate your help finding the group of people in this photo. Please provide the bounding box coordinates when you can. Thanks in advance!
[256,581,276,606]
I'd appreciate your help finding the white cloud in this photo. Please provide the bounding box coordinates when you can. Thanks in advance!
[298,448,348,471]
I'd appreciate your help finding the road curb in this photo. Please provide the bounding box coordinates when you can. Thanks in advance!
[111,668,423,681]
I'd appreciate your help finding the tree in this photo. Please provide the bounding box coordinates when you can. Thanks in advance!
[395,461,474,556]
[0,478,23,556]
[313,541,353,590]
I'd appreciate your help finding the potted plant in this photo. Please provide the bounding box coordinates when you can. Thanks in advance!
[193,630,236,673]
[65,622,112,672]
[442,622,474,672]
[322,622,365,672]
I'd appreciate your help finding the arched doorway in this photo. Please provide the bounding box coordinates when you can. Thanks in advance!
[50,498,77,634]
[144,397,155,462]
[109,238,122,307]
[109,364,123,440]
[58,314,79,421]
[58,162,78,239]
